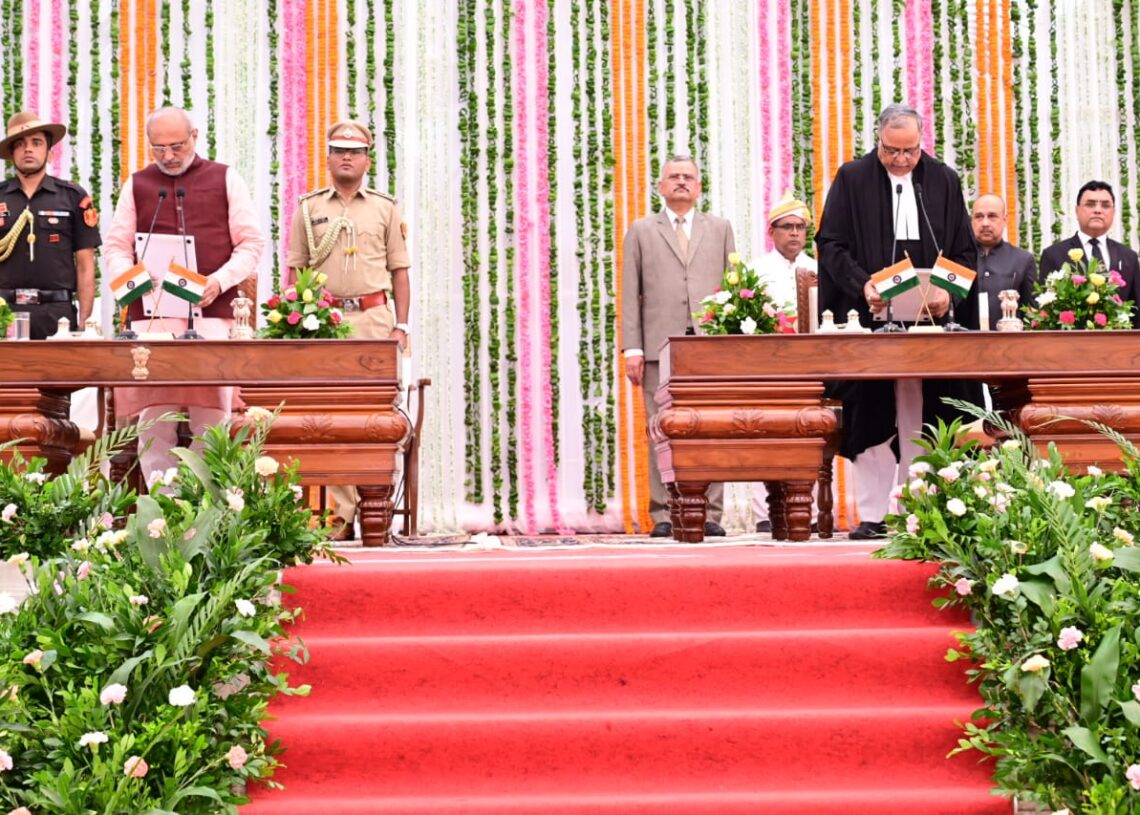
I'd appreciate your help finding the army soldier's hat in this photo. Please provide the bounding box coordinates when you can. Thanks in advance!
[0,111,68,162]
[327,121,373,149]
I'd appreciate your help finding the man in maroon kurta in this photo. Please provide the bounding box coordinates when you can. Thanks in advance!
[104,107,265,485]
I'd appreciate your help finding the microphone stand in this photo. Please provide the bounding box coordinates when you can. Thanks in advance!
[117,188,168,340]
[174,187,202,340]
[875,182,907,334]
[916,182,968,332]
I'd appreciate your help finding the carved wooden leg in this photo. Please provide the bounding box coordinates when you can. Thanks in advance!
[667,482,682,533]
[35,389,79,475]
[784,480,814,542]
[766,481,787,540]
[357,485,395,547]
[817,455,835,539]
[672,482,708,543]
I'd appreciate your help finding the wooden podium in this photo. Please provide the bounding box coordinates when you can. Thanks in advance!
[655,332,1140,543]
[0,339,409,546]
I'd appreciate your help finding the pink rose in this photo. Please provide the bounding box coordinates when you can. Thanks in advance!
[1072,274,1087,285]
[700,312,715,324]
[283,289,298,301]
[1114,294,1124,305]
[330,310,342,324]
[1094,313,1108,326]
[317,300,329,308]
[266,295,281,309]
[1059,310,1076,325]
[1128,764,1140,790]
[905,514,920,534]
[1057,626,1083,651]
[1111,271,1126,287]
[954,578,972,596]
[124,755,148,778]
[226,744,249,769]
[286,311,302,325]
[739,289,754,300]
[77,561,91,581]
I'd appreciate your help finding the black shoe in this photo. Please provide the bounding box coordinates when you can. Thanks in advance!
[650,521,673,538]
[848,520,887,540]
[755,520,772,534]
[704,521,726,537]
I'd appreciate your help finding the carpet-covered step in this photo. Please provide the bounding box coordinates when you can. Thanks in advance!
[286,547,960,636]
[259,706,988,798]
[243,786,1008,815]
[284,627,977,714]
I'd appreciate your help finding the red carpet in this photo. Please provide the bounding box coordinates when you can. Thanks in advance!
[242,544,1011,814]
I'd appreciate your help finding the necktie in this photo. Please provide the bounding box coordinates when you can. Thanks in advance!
[1089,237,1105,264]
[675,217,689,259]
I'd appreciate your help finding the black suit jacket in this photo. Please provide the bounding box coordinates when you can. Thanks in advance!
[1039,233,1140,327]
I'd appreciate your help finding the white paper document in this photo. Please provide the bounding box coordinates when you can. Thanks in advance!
[133,232,203,319]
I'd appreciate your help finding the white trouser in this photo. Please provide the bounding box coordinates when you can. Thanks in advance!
[138,406,227,488]
[851,379,923,522]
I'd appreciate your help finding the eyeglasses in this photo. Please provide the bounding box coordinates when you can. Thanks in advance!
[1079,198,1114,209]
[772,221,807,233]
[150,140,191,156]
[878,143,921,160]
[330,147,368,157]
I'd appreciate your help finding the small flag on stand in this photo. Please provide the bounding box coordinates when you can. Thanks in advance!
[163,261,208,304]
[929,255,977,298]
[871,257,919,299]
[109,263,153,306]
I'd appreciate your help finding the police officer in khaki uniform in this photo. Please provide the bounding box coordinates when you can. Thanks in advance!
[0,111,100,339]
[286,119,411,537]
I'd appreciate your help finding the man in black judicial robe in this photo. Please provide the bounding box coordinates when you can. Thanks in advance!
[816,103,983,539]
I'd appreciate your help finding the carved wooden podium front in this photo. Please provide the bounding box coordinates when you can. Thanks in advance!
[0,339,409,546]
[655,332,1140,543]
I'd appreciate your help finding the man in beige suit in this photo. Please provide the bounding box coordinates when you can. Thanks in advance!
[622,154,736,537]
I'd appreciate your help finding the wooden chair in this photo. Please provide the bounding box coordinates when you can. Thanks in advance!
[794,267,840,537]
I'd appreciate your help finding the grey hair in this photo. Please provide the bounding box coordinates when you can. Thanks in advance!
[145,106,195,136]
[877,103,924,135]
[660,154,700,180]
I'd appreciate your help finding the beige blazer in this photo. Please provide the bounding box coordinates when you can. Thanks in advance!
[621,210,736,361]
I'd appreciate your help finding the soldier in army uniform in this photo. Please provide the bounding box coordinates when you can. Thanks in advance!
[287,119,411,538]
[0,111,100,339]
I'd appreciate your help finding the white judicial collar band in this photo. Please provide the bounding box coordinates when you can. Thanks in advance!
[891,173,920,241]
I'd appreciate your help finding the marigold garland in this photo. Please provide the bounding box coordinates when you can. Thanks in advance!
[646,0,658,193]
[852,0,864,155]
[345,0,356,119]
[108,0,120,199]
[1113,0,1130,242]
[1011,0,1026,245]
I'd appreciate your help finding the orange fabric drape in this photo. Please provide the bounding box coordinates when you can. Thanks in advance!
[1000,0,1017,243]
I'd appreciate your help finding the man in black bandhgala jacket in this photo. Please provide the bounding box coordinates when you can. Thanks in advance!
[816,103,983,539]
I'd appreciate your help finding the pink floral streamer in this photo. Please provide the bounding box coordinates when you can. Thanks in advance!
[514,0,537,533]
[777,1,793,218]
[533,0,568,533]
[758,1,772,251]
[919,0,935,154]
[281,0,306,285]
[905,0,919,115]
[26,2,40,114]
[50,0,66,177]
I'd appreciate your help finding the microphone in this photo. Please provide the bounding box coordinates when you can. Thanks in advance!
[173,186,201,339]
[137,188,168,263]
[914,182,942,256]
[890,183,903,265]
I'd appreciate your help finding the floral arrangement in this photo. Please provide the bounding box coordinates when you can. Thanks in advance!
[877,415,1140,812]
[1025,248,1133,330]
[0,411,342,812]
[0,296,14,338]
[259,268,352,339]
[694,253,796,335]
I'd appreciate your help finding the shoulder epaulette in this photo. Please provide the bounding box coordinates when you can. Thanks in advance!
[363,187,398,204]
[299,188,329,201]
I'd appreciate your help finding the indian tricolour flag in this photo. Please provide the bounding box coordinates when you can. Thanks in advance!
[929,255,977,298]
[871,257,919,299]
[110,263,153,306]
[163,261,208,304]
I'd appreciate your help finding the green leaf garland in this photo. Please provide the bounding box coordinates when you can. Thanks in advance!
[853,0,864,155]
[108,0,119,207]
[346,0,357,119]
[160,0,171,106]
[1049,0,1061,241]
[547,2,560,464]
[68,0,79,183]
[181,0,192,106]
[1114,0,1130,243]
[600,0,616,500]
[486,0,504,524]
[206,0,216,159]
[366,0,377,188]
[267,0,281,291]
[503,0,519,520]
[384,0,396,189]
[647,0,659,206]
[1027,0,1041,251]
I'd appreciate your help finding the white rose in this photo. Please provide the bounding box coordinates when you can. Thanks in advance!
[992,573,1020,599]
[0,593,19,614]
[225,487,245,513]
[254,456,280,478]
[235,599,257,618]
[1047,481,1075,499]
[1036,290,1057,306]
[713,290,732,305]
[1089,542,1114,562]
[168,684,197,707]
[1021,654,1050,673]
[302,314,321,332]
[740,317,758,335]
[937,465,961,483]
[945,498,967,516]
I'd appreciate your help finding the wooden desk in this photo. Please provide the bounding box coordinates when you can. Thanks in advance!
[655,332,1140,543]
[0,339,409,546]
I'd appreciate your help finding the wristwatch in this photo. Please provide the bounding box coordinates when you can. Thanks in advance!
[395,322,410,334]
